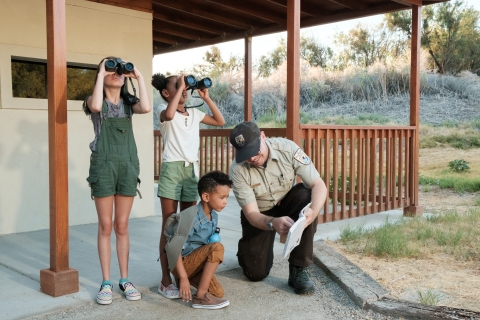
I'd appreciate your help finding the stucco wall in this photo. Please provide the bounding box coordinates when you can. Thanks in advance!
[0,0,154,235]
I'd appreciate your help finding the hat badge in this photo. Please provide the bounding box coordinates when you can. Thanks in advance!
[235,134,245,147]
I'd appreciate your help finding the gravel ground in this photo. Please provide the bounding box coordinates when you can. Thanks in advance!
[27,258,398,320]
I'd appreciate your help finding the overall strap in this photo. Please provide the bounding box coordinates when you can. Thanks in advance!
[101,100,108,120]
[124,102,132,116]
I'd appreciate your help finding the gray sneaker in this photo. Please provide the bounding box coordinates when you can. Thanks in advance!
[192,292,229,309]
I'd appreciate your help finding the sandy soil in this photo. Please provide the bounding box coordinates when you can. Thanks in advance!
[327,147,480,312]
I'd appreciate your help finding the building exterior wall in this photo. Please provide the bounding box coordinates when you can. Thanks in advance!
[0,0,154,235]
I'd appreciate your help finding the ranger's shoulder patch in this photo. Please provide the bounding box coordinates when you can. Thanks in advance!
[294,149,311,165]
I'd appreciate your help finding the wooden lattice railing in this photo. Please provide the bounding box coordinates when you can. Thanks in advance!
[154,125,416,222]
[300,125,415,223]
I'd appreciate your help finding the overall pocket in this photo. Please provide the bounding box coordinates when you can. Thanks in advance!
[107,123,128,145]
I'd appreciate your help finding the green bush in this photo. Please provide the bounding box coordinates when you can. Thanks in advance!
[448,159,470,173]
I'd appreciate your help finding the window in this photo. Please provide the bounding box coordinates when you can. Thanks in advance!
[11,59,47,99]
[11,58,97,101]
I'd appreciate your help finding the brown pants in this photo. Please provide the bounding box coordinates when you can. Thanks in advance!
[171,242,225,298]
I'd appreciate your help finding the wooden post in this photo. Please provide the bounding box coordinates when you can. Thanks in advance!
[404,4,423,217]
[286,0,301,146]
[244,36,252,121]
[40,0,79,297]
[281,0,301,240]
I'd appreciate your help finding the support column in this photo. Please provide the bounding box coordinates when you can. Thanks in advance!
[40,0,79,297]
[404,4,423,217]
[244,36,252,121]
[286,0,301,146]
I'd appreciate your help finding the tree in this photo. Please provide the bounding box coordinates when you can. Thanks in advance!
[193,45,243,78]
[300,36,333,68]
[334,22,406,69]
[255,36,332,77]
[386,0,480,74]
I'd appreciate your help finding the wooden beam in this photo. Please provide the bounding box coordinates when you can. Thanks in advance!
[244,36,252,121]
[86,0,152,13]
[328,0,368,10]
[153,1,409,55]
[286,0,300,145]
[265,0,329,17]
[404,4,423,217]
[210,0,287,24]
[153,11,235,35]
[152,23,203,41]
[40,0,78,297]
[302,0,331,16]
[300,2,408,28]
[392,0,423,6]
[153,31,188,45]
[152,0,256,29]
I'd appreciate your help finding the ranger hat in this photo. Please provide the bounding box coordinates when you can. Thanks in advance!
[229,121,261,163]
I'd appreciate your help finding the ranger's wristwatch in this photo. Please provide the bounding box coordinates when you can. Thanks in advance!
[267,217,275,231]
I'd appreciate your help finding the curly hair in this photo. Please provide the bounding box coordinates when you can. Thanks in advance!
[151,73,176,101]
[198,170,232,196]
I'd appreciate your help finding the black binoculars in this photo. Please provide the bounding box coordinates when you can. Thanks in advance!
[105,58,134,75]
[183,75,212,91]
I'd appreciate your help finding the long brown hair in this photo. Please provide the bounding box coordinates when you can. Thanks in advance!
[83,56,129,115]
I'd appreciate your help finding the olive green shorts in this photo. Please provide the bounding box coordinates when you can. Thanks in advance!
[157,161,199,202]
[87,154,140,198]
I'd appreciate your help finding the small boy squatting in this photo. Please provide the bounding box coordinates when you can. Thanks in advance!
[168,170,232,309]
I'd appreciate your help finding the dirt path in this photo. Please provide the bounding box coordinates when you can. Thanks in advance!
[327,148,480,312]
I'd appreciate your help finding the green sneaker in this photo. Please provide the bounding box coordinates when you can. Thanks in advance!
[288,265,315,295]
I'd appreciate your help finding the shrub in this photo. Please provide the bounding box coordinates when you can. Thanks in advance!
[448,159,470,173]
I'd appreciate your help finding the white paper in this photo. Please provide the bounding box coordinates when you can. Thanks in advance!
[283,203,310,259]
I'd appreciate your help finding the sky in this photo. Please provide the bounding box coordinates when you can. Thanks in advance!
[152,0,480,74]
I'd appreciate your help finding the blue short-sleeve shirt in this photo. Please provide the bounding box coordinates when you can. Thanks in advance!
[182,203,218,257]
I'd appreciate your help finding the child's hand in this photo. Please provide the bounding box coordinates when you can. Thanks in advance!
[179,278,192,302]
[176,75,186,91]
[125,65,142,80]
[99,59,115,77]
[196,88,209,100]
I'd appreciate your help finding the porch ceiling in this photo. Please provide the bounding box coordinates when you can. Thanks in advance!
[87,0,448,55]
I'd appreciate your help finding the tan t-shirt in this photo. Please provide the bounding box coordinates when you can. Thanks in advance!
[230,138,320,212]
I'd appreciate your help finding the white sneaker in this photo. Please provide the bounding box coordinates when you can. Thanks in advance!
[158,282,180,299]
[96,283,113,305]
[119,281,141,301]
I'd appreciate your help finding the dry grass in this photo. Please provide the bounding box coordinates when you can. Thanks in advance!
[327,240,480,311]
[419,147,480,177]
[328,146,480,312]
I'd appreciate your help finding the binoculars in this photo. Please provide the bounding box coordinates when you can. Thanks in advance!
[105,58,134,75]
[183,75,212,91]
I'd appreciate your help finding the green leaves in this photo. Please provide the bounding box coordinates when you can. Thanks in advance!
[448,159,470,172]
[387,0,480,75]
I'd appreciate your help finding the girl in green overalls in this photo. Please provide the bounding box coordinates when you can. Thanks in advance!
[84,57,151,305]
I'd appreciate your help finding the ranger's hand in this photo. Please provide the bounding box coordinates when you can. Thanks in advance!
[272,216,294,235]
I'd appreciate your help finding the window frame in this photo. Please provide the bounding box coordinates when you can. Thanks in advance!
[0,44,101,110]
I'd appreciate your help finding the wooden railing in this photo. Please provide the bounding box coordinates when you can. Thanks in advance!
[154,125,416,222]
[154,128,285,180]
[300,125,415,223]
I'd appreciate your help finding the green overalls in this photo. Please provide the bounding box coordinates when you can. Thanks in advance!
[87,100,140,198]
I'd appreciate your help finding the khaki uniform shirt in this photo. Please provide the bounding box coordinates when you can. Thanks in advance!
[230,138,320,212]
